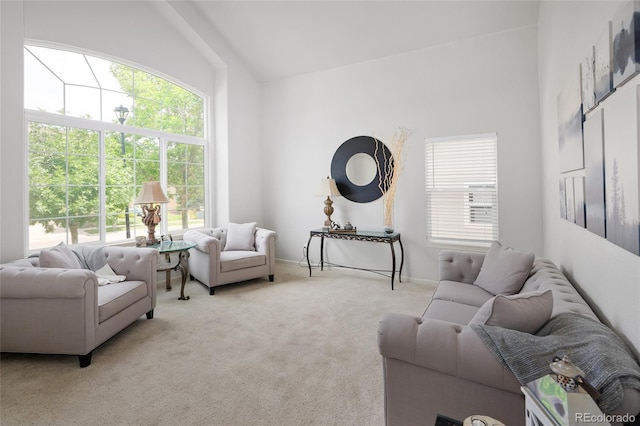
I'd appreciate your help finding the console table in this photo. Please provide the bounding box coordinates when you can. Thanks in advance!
[306,229,404,289]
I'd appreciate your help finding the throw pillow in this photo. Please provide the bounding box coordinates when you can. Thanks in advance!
[39,242,82,269]
[469,290,553,334]
[94,263,127,286]
[474,241,535,295]
[224,222,257,251]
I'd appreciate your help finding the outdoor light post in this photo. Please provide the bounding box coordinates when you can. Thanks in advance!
[114,105,131,239]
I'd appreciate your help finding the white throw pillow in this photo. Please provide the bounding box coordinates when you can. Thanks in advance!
[94,263,127,286]
[39,242,82,269]
[474,241,535,295]
[224,222,257,251]
[469,290,553,334]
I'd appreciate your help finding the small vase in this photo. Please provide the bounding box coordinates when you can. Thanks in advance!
[383,200,394,234]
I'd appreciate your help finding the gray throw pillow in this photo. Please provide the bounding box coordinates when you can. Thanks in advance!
[474,241,535,295]
[39,242,82,269]
[469,290,553,334]
[224,222,257,251]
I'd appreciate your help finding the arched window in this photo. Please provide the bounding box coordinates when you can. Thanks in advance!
[24,44,208,250]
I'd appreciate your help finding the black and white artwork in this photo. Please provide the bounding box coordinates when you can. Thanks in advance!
[595,22,614,103]
[612,0,640,88]
[558,73,584,173]
[560,179,567,220]
[581,46,597,112]
[566,177,576,224]
[604,84,640,256]
[574,177,586,228]
[583,109,607,238]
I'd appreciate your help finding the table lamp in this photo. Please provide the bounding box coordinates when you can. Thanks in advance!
[135,181,169,244]
[317,176,341,229]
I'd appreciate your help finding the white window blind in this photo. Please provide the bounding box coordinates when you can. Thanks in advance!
[425,133,498,246]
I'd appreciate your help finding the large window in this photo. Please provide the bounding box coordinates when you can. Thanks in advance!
[425,133,498,246]
[25,44,207,250]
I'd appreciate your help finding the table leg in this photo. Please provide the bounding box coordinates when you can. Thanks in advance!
[398,236,404,283]
[390,241,396,290]
[164,253,172,291]
[320,235,325,271]
[177,250,190,301]
[306,233,313,277]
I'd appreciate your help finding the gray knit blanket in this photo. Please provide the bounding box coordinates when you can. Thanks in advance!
[472,313,640,413]
[69,245,108,271]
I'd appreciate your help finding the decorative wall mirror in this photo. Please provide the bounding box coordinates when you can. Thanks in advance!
[331,136,393,203]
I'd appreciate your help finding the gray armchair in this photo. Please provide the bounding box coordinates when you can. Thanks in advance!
[183,225,276,295]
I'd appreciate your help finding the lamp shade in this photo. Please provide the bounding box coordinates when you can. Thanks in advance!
[135,181,169,204]
[316,177,341,197]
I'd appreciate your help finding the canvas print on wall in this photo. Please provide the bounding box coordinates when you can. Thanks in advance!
[557,73,584,173]
[581,47,597,112]
[612,0,640,88]
[604,85,640,256]
[574,177,586,228]
[595,22,614,103]
[559,179,567,220]
[583,109,607,238]
[566,177,576,224]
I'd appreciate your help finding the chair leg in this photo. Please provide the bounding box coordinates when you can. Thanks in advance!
[269,274,274,282]
[79,352,92,368]
[146,309,154,319]
[209,287,215,295]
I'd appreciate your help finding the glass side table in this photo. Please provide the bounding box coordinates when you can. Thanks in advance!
[147,240,196,301]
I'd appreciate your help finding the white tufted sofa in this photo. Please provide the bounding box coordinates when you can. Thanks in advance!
[378,250,640,425]
[0,246,158,367]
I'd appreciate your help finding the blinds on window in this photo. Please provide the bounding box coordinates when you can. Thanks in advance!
[425,133,498,245]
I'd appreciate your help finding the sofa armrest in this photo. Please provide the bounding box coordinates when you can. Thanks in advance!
[255,228,276,254]
[0,266,98,355]
[0,266,97,299]
[378,313,520,392]
[183,230,222,255]
[439,250,486,284]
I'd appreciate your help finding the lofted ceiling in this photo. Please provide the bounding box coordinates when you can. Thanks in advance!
[191,0,540,82]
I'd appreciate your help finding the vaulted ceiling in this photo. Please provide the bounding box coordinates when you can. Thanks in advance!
[191,1,540,82]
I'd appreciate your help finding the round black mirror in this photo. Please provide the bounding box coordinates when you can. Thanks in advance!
[331,136,393,203]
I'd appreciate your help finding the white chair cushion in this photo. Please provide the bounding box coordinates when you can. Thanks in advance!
[220,251,265,273]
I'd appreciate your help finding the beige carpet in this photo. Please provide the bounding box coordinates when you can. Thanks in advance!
[0,262,435,426]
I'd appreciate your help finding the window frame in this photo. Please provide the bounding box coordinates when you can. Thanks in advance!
[424,133,499,249]
[23,43,210,251]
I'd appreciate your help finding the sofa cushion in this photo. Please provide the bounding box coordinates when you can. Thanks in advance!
[469,290,553,334]
[97,280,148,323]
[220,251,265,273]
[422,299,480,325]
[224,222,257,251]
[432,280,494,308]
[39,242,82,269]
[474,241,534,295]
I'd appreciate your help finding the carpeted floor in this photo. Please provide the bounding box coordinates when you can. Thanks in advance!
[0,262,435,426]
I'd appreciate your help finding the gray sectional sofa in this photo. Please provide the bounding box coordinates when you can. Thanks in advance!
[0,245,158,367]
[378,243,640,425]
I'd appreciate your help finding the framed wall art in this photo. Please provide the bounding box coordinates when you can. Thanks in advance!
[583,109,607,238]
[612,0,640,89]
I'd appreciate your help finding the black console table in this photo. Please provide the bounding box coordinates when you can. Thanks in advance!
[306,229,404,290]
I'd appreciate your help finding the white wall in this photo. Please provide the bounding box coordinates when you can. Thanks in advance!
[262,26,542,282]
[538,1,640,353]
[0,1,25,262]
[0,0,263,261]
